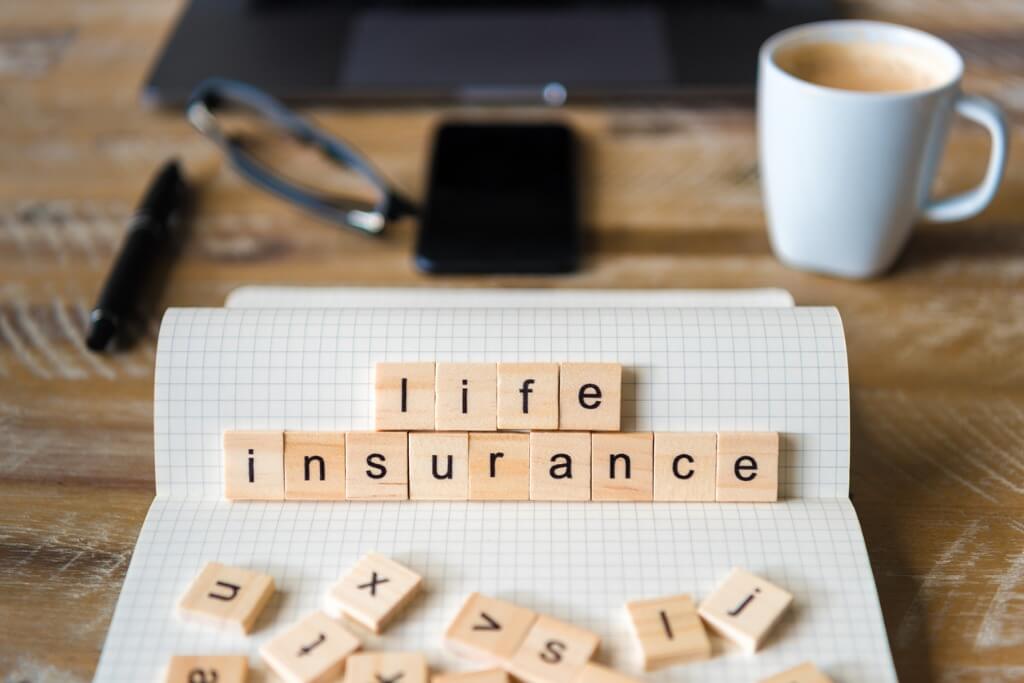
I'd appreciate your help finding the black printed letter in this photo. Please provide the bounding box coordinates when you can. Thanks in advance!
[609,453,631,479]
[672,453,695,479]
[578,383,602,409]
[432,454,454,480]
[734,455,758,482]
[549,453,573,479]
[304,454,326,481]
[366,453,387,479]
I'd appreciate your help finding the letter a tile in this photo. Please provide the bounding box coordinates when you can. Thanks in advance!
[625,594,710,670]
[376,362,435,431]
[260,611,360,683]
[176,562,275,635]
[509,615,600,683]
[444,592,538,664]
[327,553,423,633]
[162,655,248,683]
[529,432,592,501]
[344,652,428,683]
[697,567,793,653]
[760,662,833,683]
[715,432,779,502]
[223,430,284,500]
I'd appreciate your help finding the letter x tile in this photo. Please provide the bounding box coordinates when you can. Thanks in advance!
[176,562,275,635]
[327,553,423,633]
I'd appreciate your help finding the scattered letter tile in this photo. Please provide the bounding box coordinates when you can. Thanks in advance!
[698,567,793,653]
[344,652,428,683]
[497,362,559,430]
[625,593,710,670]
[376,362,436,431]
[327,553,423,633]
[558,363,621,431]
[653,433,717,502]
[529,431,592,501]
[223,430,284,500]
[260,611,360,683]
[573,663,642,683]
[759,662,833,683]
[409,431,469,500]
[345,432,409,501]
[285,431,345,500]
[509,614,600,683]
[468,432,530,501]
[444,592,537,663]
[436,363,497,431]
[432,668,509,683]
[716,432,779,502]
[177,562,275,635]
[163,655,248,683]
[591,432,653,501]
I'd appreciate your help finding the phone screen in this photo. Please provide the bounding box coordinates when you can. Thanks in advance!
[416,123,579,273]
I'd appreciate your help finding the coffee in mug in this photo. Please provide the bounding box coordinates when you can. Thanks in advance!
[758,21,1009,278]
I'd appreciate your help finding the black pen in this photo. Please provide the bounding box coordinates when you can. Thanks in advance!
[87,160,190,352]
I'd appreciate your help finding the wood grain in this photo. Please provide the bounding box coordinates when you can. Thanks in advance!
[0,0,1022,680]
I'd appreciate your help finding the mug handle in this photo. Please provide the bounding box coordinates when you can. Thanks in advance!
[922,94,1010,223]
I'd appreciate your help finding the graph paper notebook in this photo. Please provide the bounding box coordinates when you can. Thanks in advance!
[95,296,897,682]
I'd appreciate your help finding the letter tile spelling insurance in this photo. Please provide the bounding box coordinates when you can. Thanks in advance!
[697,567,793,653]
[529,431,592,501]
[444,592,538,664]
[162,655,248,683]
[573,663,643,683]
[715,432,779,502]
[176,562,275,635]
[625,594,710,671]
[509,614,601,683]
[435,363,497,431]
[284,431,345,500]
[468,432,530,501]
[260,611,360,683]
[433,669,509,683]
[345,432,409,501]
[558,363,621,431]
[591,432,653,502]
[759,662,834,683]
[497,362,559,430]
[376,362,435,431]
[223,430,284,500]
[653,432,717,502]
[344,652,428,683]
[409,431,469,501]
[327,553,423,633]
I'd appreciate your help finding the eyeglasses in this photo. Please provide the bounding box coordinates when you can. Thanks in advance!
[186,78,416,236]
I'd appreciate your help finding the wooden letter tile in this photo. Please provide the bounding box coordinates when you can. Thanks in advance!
[285,431,345,500]
[697,567,793,653]
[436,363,497,431]
[376,362,435,431]
[558,363,621,431]
[327,553,423,633]
[433,669,509,683]
[223,430,284,500]
[625,594,710,671]
[653,433,717,502]
[497,362,559,430]
[529,432,592,501]
[344,652,428,683]
[573,663,642,683]
[260,611,360,683]
[177,562,275,635]
[163,655,248,683]
[444,592,537,663]
[409,431,469,500]
[715,432,779,502]
[468,432,530,501]
[345,432,409,501]
[759,662,833,683]
[509,614,601,683]
[591,432,653,502]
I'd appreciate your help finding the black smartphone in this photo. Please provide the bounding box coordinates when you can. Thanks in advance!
[416,123,579,274]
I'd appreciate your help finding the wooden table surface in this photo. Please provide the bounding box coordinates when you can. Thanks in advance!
[1,1,1022,680]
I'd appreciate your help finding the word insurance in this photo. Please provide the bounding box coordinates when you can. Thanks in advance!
[223,430,779,503]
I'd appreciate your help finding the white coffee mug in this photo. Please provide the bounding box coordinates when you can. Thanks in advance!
[758,20,1009,278]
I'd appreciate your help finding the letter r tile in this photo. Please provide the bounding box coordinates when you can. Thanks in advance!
[326,553,422,633]
[444,592,538,664]
[176,562,275,635]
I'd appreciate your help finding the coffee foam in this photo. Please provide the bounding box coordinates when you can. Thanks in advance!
[775,41,947,93]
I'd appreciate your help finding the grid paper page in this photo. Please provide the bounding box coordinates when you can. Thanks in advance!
[154,306,848,500]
